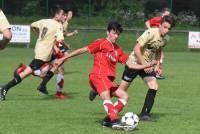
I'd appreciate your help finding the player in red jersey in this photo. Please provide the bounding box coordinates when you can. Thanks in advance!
[56,21,156,130]
[145,8,171,80]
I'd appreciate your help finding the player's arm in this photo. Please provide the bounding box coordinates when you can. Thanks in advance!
[134,43,147,65]
[155,48,164,73]
[126,59,157,70]
[66,46,87,59]
[30,21,40,35]
[64,30,78,37]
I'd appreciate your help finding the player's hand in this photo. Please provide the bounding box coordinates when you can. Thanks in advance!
[73,30,78,35]
[144,67,153,73]
[155,61,162,75]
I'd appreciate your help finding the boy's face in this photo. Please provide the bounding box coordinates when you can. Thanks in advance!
[61,13,68,23]
[159,21,171,36]
[55,10,65,22]
[107,29,120,43]
[67,11,73,20]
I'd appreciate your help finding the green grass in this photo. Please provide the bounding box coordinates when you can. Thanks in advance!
[0,47,200,134]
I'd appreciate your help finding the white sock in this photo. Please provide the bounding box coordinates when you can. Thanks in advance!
[56,74,64,92]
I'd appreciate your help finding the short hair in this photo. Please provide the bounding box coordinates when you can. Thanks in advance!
[162,7,171,13]
[50,5,64,17]
[161,15,175,28]
[63,7,73,14]
[107,21,123,34]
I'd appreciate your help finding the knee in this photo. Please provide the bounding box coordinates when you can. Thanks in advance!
[147,82,159,90]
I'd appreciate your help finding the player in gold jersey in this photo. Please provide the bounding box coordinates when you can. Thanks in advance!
[0,9,12,50]
[119,15,175,121]
[55,8,78,99]
[0,5,66,101]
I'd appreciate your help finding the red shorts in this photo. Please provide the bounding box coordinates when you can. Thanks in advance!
[89,74,118,95]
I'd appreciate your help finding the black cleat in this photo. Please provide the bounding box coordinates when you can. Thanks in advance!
[102,117,135,131]
[139,113,151,121]
[0,86,7,101]
[156,74,165,80]
[37,85,49,95]
[89,89,98,101]
[102,116,111,127]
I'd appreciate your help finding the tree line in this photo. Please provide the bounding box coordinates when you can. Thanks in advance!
[1,0,199,18]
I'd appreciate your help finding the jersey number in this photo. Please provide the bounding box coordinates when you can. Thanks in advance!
[41,27,48,39]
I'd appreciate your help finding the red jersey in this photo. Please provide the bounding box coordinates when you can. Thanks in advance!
[148,16,162,28]
[87,38,128,78]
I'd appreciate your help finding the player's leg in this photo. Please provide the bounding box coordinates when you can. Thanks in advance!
[90,75,119,127]
[55,65,66,99]
[88,88,98,101]
[0,64,32,101]
[36,55,59,95]
[139,74,158,121]
[112,81,130,113]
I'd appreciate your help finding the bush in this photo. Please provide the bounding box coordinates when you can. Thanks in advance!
[176,11,199,26]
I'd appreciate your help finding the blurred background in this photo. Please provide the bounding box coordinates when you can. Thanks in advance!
[1,0,200,50]
[1,0,200,28]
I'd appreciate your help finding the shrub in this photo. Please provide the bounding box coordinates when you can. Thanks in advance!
[176,11,199,26]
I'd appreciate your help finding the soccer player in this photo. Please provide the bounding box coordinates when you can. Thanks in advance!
[55,8,78,99]
[118,15,175,121]
[0,9,12,50]
[145,7,171,79]
[0,5,65,101]
[56,21,157,129]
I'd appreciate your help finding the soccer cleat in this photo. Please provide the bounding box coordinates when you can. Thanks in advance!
[88,89,98,101]
[55,91,66,99]
[0,86,7,101]
[102,117,135,131]
[156,74,165,80]
[102,116,111,127]
[37,85,49,95]
[139,113,151,121]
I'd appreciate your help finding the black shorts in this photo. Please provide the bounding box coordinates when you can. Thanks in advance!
[122,65,156,82]
[29,59,47,71]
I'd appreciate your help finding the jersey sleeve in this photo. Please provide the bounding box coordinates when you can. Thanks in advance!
[31,20,42,29]
[117,48,129,64]
[137,30,154,47]
[87,39,102,54]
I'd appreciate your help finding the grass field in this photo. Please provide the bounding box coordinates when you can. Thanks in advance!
[0,46,200,134]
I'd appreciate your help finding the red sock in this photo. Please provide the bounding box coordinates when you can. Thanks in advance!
[114,99,127,113]
[16,64,27,74]
[103,100,118,121]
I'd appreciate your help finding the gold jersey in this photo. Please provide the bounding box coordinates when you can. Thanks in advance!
[62,21,68,33]
[129,28,169,63]
[31,19,64,61]
[0,10,11,32]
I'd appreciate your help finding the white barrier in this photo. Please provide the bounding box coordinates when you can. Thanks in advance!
[188,31,200,48]
[0,25,30,48]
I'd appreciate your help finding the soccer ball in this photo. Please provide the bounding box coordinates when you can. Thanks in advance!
[121,112,139,128]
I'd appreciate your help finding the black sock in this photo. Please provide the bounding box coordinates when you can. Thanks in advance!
[40,71,54,87]
[140,89,157,115]
[4,73,22,91]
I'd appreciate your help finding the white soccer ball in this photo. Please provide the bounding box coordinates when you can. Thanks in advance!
[121,112,139,128]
